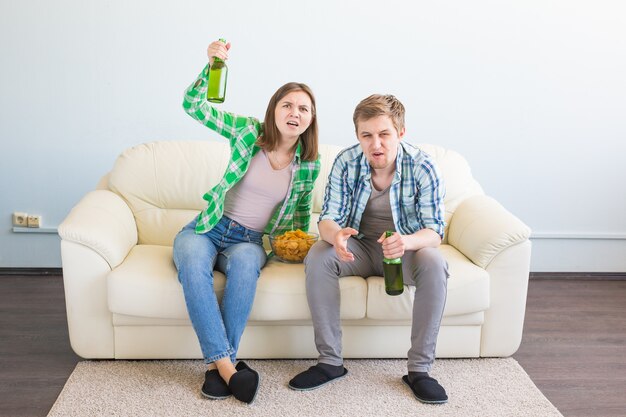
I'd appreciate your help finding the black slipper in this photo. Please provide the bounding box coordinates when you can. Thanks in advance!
[201,369,231,400]
[402,374,448,404]
[228,361,260,404]
[288,365,348,391]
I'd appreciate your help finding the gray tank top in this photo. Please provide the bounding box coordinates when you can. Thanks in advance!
[358,181,396,240]
[223,150,292,232]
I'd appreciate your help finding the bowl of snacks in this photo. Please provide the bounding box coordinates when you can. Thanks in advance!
[269,229,319,263]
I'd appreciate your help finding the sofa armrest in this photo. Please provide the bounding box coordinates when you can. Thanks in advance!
[447,195,531,269]
[59,190,138,269]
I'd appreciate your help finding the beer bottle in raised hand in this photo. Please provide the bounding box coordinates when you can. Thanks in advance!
[207,38,228,103]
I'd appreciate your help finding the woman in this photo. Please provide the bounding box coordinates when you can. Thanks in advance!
[173,40,320,404]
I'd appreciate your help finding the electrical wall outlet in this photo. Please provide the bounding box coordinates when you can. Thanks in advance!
[27,215,41,228]
[12,212,28,227]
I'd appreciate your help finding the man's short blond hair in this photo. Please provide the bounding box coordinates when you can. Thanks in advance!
[352,94,405,133]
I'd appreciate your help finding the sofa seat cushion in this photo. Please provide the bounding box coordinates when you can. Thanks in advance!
[251,259,367,320]
[111,311,484,327]
[108,245,198,320]
[108,245,367,321]
[366,244,490,320]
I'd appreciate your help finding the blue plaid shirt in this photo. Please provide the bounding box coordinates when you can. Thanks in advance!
[319,142,446,238]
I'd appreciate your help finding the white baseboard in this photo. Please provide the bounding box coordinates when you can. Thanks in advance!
[531,232,626,240]
[529,235,626,272]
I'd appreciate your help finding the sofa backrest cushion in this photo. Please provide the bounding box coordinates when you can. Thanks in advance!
[108,141,482,245]
[417,144,484,240]
[108,141,227,245]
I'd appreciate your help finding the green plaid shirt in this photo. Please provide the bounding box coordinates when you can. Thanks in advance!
[183,64,321,235]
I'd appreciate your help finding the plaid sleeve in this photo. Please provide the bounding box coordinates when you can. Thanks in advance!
[319,154,351,227]
[415,158,446,238]
[182,64,256,147]
[293,159,321,231]
[293,189,313,231]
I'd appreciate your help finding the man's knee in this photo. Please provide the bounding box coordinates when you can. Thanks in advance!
[305,240,335,266]
[407,247,449,284]
[304,240,341,279]
[415,247,446,269]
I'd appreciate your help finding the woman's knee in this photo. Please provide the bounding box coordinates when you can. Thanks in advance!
[173,231,216,280]
[174,230,202,259]
[223,243,267,273]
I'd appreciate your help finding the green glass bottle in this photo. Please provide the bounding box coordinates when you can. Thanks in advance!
[383,230,404,296]
[206,38,228,103]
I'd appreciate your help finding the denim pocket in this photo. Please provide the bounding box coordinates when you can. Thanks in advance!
[246,229,264,246]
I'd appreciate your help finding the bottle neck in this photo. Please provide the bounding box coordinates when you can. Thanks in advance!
[383,231,400,263]
[214,38,227,65]
[383,257,401,264]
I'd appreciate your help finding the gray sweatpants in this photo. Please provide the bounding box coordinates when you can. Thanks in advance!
[304,237,449,373]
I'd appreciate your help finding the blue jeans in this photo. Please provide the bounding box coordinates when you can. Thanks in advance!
[173,215,267,363]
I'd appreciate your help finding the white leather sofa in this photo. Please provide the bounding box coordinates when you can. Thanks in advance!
[59,140,531,360]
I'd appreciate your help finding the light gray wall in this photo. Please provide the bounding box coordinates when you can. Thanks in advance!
[1,0,625,271]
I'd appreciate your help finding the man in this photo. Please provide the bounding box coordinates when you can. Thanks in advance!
[288,94,449,404]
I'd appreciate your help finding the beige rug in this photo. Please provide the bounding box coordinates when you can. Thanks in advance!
[48,358,562,417]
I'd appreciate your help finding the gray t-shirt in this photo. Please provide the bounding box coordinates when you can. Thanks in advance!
[358,181,396,240]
